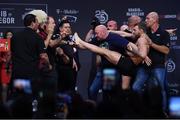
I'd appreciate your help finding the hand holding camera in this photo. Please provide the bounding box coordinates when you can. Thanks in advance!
[47,24,55,35]
[91,17,100,30]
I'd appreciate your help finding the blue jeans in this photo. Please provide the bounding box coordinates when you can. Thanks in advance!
[133,67,167,111]
[89,71,102,101]
[151,68,167,111]
[133,67,149,94]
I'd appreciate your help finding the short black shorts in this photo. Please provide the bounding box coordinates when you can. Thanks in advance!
[117,56,137,77]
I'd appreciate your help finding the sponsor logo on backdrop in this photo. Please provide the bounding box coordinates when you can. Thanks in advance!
[167,59,176,72]
[168,83,179,88]
[170,33,178,47]
[168,83,180,95]
[170,34,178,41]
[171,45,180,49]
[56,9,79,23]
[159,13,180,20]
[159,14,177,19]
[169,88,179,95]
[0,10,15,24]
[95,10,108,24]
[126,8,144,17]
[0,3,47,28]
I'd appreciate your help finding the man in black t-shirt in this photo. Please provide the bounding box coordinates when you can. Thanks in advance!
[132,12,170,114]
[56,20,79,93]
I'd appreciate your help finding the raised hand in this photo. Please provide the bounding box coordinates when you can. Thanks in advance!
[72,58,78,72]
[47,24,54,35]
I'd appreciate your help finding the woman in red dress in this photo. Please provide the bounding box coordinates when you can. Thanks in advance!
[0,30,13,103]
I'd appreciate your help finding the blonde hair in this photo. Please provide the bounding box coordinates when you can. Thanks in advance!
[29,10,48,24]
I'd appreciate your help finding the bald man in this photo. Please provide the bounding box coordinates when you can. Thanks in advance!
[93,25,144,58]
[133,12,170,113]
[107,20,118,30]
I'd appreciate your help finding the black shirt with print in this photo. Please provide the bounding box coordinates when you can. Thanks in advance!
[147,26,170,68]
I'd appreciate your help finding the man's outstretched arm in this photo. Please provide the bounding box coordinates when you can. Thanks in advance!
[74,33,121,65]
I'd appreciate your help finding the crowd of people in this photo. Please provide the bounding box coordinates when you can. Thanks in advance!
[0,9,176,118]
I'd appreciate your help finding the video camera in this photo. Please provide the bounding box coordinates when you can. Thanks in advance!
[91,16,100,30]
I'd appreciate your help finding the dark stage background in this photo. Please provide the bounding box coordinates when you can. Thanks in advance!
[0,0,179,99]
